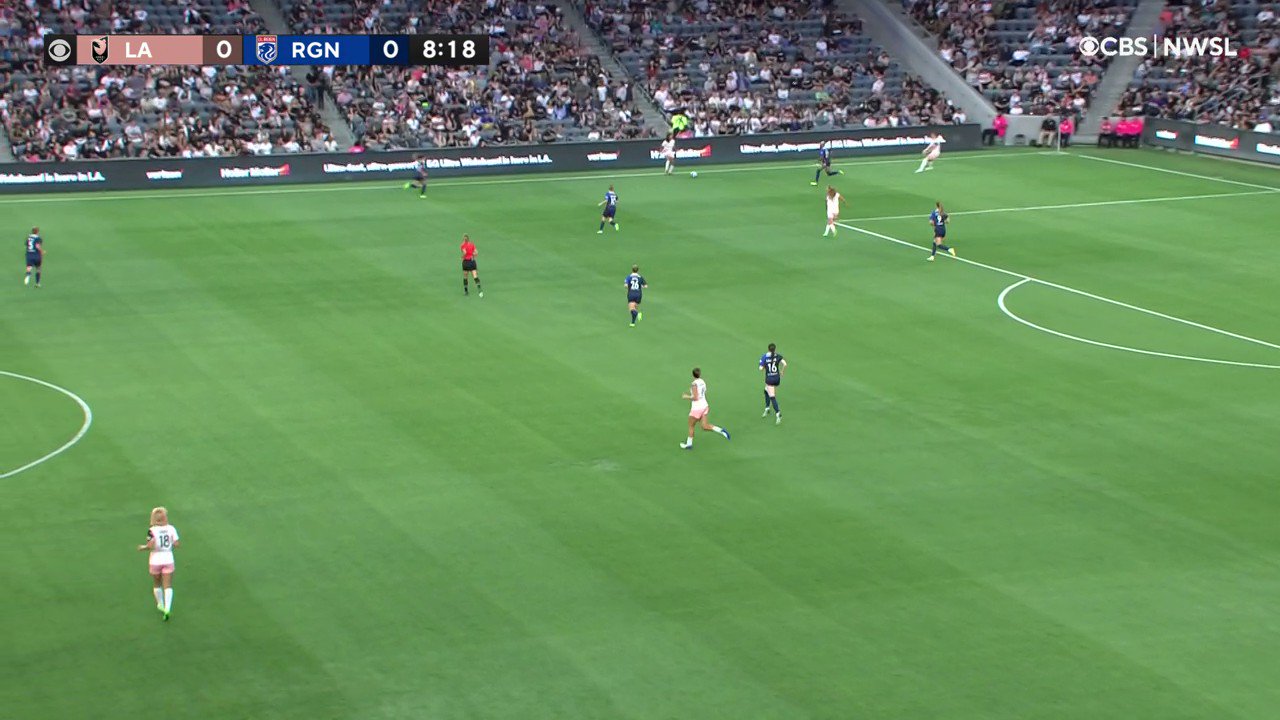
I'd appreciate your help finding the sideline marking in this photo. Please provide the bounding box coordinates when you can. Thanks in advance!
[834,222,1280,365]
[997,279,1280,370]
[0,371,94,479]
[0,151,1041,205]
[848,189,1275,222]
[1076,154,1280,192]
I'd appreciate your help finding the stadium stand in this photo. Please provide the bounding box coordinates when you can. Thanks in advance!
[280,0,656,147]
[577,0,965,134]
[0,0,339,161]
[903,0,1138,116]
[1116,1,1278,131]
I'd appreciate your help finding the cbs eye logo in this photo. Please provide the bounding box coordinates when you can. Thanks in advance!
[44,35,77,65]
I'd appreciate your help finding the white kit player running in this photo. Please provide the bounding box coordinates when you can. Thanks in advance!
[138,506,180,620]
[916,133,943,173]
[680,367,730,449]
[661,134,676,175]
[823,186,844,237]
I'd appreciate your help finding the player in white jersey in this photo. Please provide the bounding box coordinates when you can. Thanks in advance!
[137,506,180,620]
[661,134,676,175]
[916,133,943,173]
[823,186,844,237]
[680,367,731,449]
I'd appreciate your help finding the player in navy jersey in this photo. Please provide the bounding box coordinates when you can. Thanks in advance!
[625,264,647,327]
[759,343,787,423]
[811,140,843,185]
[403,155,428,197]
[597,185,619,233]
[927,202,955,261]
[23,227,43,288]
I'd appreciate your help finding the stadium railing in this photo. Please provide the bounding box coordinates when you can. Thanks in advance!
[0,123,981,194]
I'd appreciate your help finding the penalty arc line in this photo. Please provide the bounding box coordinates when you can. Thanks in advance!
[833,222,1280,357]
[997,279,1280,370]
[0,370,94,479]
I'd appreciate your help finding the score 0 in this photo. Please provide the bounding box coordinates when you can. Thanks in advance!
[202,35,243,64]
[371,36,409,65]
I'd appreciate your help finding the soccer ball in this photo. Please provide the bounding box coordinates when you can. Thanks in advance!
[690,171,698,178]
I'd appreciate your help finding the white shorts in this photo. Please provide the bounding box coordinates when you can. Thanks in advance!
[827,212,838,223]
[927,149,940,160]
[689,403,709,419]
[663,151,674,160]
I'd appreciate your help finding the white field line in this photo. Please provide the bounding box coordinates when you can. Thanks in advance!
[0,370,94,479]
[847,189,1276,223]
[834,222,1280,361]
[997,279,1280,370]
[0,150,1041,206]
[1075,154,1280,192]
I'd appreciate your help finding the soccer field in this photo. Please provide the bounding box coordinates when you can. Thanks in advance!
[3,148,1279,719]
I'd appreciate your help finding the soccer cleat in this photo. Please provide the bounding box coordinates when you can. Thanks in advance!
[679,441,692,450]
[809,181,818,186]
[163,611,170,621]
[597,230,604,234]
[478,292,483,298]
[719,428,731,440]
[614,224,620,232]
[24,275,30,285]
[636,312,643,322]
[157,603,164,612]
[419,194,427,199]
[926,165,935,171]
[762,408,771,417]
[948,248,956,257]
[403,182,412,189]
[926,255,935,262]
[914,168,924,174]
[776,414,782,425]
[629,323,635,328]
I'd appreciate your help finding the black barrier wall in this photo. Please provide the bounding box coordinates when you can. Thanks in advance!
[0,125,981,194]
[1144,118,1280,166]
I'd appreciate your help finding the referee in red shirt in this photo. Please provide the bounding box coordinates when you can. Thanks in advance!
[461,234,482,297]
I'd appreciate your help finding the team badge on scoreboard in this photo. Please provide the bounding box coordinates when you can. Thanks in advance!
[91,36,108,64]
[255,35,278,64]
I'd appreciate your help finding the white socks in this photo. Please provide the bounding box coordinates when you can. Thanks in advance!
[824,224,836,236]
[163,588,173,613]
[153,588,163,607]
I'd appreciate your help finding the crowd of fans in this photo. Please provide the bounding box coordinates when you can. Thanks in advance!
[1115,1,1278,132]
[581,0,967,134]
[5,0,1277,163]
[905,0,1133,116]
[303,0,653,150]
[0,0,341,161]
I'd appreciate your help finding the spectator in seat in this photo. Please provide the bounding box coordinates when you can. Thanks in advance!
[1037,116,1058,147]
[1098,117,1115,147]
[984,112,1007,146]
[1059,115,1074,147]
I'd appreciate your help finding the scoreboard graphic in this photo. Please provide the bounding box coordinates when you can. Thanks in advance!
[43,34,488,67]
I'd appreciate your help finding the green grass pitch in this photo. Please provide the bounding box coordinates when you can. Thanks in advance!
[3,148,1279,719]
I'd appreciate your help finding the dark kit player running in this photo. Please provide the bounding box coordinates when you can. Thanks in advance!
[597,185,619,233]
[460,234,482,297]
[404,155,428,197]
[625,264,647,327]
[23,226,43,288]
[811,140,843,186]
[927,202,956,261]
[759,343,787,424]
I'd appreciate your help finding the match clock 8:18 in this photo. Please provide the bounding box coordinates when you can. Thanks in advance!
[408,34,489,66]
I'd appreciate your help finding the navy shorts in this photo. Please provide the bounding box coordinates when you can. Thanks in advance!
[765,377,781,387]
[933,227,946,239]
[603,208,616,218]
[25,254,41,268]
[627,293,642,305]
[462,259,477,272]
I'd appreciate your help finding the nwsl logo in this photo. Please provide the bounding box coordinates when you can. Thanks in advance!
[255,35,278,64]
